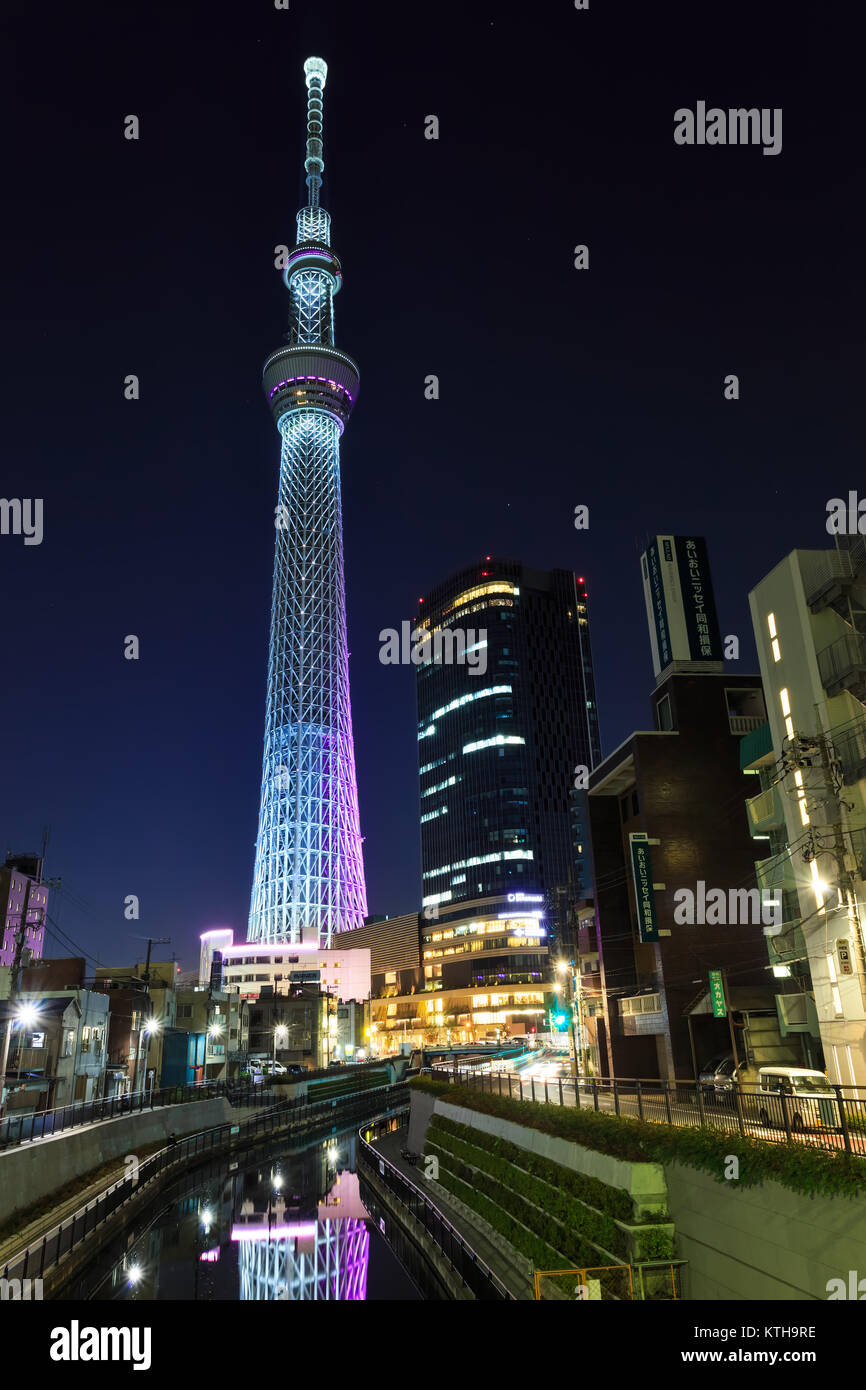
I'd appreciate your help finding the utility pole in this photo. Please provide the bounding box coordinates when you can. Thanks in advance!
[790,732,866,1009]
[134,936,170,1094]
[0,923,29,1114]
[0,860,48,1116]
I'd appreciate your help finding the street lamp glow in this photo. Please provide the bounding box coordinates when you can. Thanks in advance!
[143,1018,161,1036]
[209,1023,223,1038]
[15,1004,40,1028]
[128,1264,143,1284]
[201,1208,214,1228]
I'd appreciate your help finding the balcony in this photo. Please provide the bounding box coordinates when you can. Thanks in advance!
[755,853,797,895]
[15,1047,48,1072]
[618,993,664,1036]
[816,632,866,702]
[801,549,855,613]
[746,785,784,835]
[832,718,866,785]
[729,714,766,736]
[768,919,806,968]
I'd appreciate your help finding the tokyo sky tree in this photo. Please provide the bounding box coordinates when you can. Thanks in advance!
[248,56,367,947]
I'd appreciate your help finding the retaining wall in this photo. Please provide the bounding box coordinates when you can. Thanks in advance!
[0,1097,236,1226]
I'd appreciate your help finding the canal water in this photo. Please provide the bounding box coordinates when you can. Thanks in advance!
[64,1126,420,1301]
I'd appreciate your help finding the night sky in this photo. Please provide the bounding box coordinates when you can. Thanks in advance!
[2,0,861,970]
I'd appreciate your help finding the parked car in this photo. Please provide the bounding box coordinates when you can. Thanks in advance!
[749,1067,839,1132]
[697,1052,734,1101]
[261,1061,287,1075]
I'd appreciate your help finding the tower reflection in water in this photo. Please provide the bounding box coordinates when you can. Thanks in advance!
[94,1135,379,1300]
[231,1136,370,1301]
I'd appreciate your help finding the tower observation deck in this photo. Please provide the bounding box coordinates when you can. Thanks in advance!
[248,57,367,947]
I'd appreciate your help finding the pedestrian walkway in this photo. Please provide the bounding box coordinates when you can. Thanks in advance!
[372,1127,534,1299]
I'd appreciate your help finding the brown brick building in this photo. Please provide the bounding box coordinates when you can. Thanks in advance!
[588,671,773,1080]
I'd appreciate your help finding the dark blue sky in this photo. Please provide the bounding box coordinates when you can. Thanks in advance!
[1,0,861,970]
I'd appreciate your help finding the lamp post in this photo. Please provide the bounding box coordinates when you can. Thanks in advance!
[208,1022,223,1082]
[273,1023,288,1066]
[14,1003,41,1087]
[140,1017,161,1096]
[555,962,580,1079]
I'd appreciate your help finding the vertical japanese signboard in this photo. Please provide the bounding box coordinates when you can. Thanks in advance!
[630,833,659,944]
[708,969,727,1018]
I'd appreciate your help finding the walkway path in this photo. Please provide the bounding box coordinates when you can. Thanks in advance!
[372,1127,534,1299]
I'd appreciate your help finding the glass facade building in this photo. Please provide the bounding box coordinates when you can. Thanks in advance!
[416,558,601,925]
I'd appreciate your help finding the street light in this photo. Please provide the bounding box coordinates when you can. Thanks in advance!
[14,1003,41,1086]
[554,960,581,1079]
[140,1017,161,1097]
[273,1024,288,1066]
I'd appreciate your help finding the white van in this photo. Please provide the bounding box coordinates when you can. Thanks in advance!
[753,1067,838,1132]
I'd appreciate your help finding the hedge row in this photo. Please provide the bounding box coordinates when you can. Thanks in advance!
[427,1119,628,1258]
[430,1113,636,1219]
[410,1076,866,1200]
[431,1156,590,1288]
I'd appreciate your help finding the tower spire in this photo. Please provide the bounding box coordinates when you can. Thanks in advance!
[302,56,327,209]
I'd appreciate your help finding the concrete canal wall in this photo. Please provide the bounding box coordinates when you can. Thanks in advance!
[663,1159,866,1301]
[411,1090,866,1301]
[0,1096,236,1227]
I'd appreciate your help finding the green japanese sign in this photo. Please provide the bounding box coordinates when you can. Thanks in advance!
[630,834,659,943]
[708,969,727,1019]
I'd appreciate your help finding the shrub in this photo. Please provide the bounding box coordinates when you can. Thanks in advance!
[409,1078,866,1200]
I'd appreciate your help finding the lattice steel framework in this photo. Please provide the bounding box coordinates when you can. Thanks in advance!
[237,1220,370,1301]
[248,56,367,947]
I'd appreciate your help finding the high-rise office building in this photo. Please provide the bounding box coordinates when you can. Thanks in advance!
[407,558,601,1043]
[416,558,600,918]
[248,57,367,948]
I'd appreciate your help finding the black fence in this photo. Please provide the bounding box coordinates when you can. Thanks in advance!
[0,1077,270,1151]
[357,1117,513,1300]
[0,1081,409,1286]
[431,1065,866,1159]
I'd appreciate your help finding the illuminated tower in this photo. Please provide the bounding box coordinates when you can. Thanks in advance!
[248,57,367,947]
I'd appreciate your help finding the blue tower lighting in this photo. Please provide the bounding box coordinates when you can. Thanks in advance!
[248,56,367,947]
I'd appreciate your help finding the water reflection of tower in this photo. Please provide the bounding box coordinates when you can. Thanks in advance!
[232,1141,369,1300]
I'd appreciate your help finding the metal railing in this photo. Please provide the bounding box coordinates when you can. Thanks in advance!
[0,1077,264,1151]
[430,1065,866,1159]
[0,1080,410,1287]
[817,632,866,692]
[357,1116,513,1300]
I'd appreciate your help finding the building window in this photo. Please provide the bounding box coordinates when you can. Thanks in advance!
[656,694,673,731]
[62,1028,74,1058]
